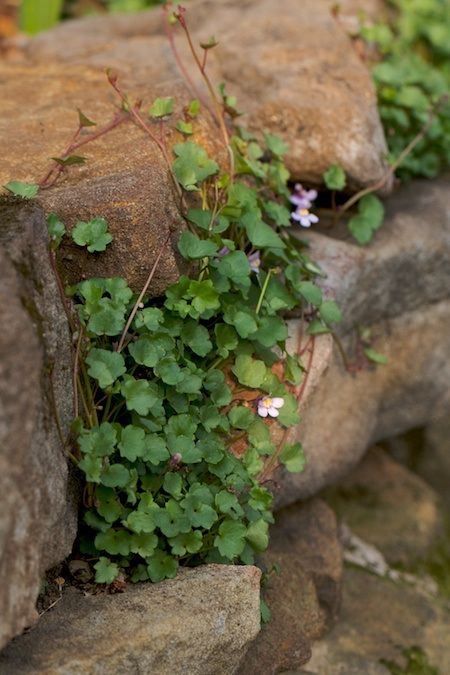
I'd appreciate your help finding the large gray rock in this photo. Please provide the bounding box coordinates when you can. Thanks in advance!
[11,0,389,190]
[0,565,261,675]
[0,199,77,649]
[272,177,450,505]
[300,566,450,675]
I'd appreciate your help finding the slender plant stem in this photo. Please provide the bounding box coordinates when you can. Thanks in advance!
[117,232,171,353]
[256,270,272,314]
[340,97,447,214]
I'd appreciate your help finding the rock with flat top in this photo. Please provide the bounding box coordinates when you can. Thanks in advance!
[0,565,261,675]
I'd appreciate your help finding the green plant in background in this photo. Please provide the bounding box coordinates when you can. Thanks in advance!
[381,646,439,675]
[19,0,64,34]
[360,0,450,180]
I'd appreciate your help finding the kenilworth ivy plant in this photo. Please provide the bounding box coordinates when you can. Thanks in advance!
[49,111,342,584]
[8,6,347,587]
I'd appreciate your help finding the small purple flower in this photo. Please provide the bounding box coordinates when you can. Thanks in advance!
[218,246,230,257]
[257,396,285,418]
[169,453,182,467]
[247,251,261,273]
[290,183,318,210]
[292,208,319,228]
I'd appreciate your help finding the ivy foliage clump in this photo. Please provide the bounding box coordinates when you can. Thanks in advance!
[53,99,341,584]
[360,0,450,179]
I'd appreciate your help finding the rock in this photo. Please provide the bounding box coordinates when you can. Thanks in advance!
[11,0,389,190]
[0,198,78,649]
[0,565,261,675]
[324,447,443,565]
[239,499,343,674]
[383,418,450,513]
[298,567,450,675]
[0,63,223,292]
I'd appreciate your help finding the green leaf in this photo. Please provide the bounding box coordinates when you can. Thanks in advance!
[71,217,113,253]
[176,120,193,135]
[130,532,158,557]
[100,463,130,488]
[319,300,342,325]
[232,354,267,388]
[169,530,203,556]
[78,423,117,457]
[118,425,147,462]
[253,315,288,347]
[78,108,96,127]
[120,375,160,416]
[125,510,157,534]
[187,99,200,118]
[364,347,388,364]
[149,96,175,118]
[154,357,184,385]
[51,155,86,167]
[129,333,174,367]
[348,194,385,245]
[154,499,190,537]
[348,215,373,245]
[246,519,269,551]
[323,164,346,191]
[94,557,119,584]
[182,495,218,529]
[215,324,239,357]
[284,354,304,386]
[214,519,247,560]
[47,212,66,247]
[228,406,255,430]
[180,321,213,356]
[163,472,183,499]
[263,200,291,227]
[4,181,39,198]
[215,490,244,519]
[178,231,218,260]
[276,393,300,427]
[85,348,126,389]
[264,132,289,157]
[78,455,103,483]
[147,550,178,582]
[280,442,306,472]
[173,141,219,191]
[241,210,286,249]
[298,281,323,307]
[143,434,170,465]
[95,528,131,556]
[134,307,164,331]
[188,280,220,313]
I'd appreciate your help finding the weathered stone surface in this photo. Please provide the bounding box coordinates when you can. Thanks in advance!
[9,0,389,190]
[239,499,343,674]
[297,567,450,675]
[0,199,77,649]
[324,447,443,565]
[272,177,450,506]
[0,565,261,675]
[0,63,215,292]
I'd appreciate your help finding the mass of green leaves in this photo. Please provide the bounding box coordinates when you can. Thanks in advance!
[54,114,342,585]
[361,0,450,179]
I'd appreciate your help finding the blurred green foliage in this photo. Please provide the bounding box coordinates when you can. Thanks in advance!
[362,0,450,179]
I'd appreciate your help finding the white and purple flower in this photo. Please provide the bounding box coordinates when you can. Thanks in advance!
[290,183,319,228]
[291,208,319,228]
[247,251,261,273]
[290,183,318,210]
[257,395,285,418]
